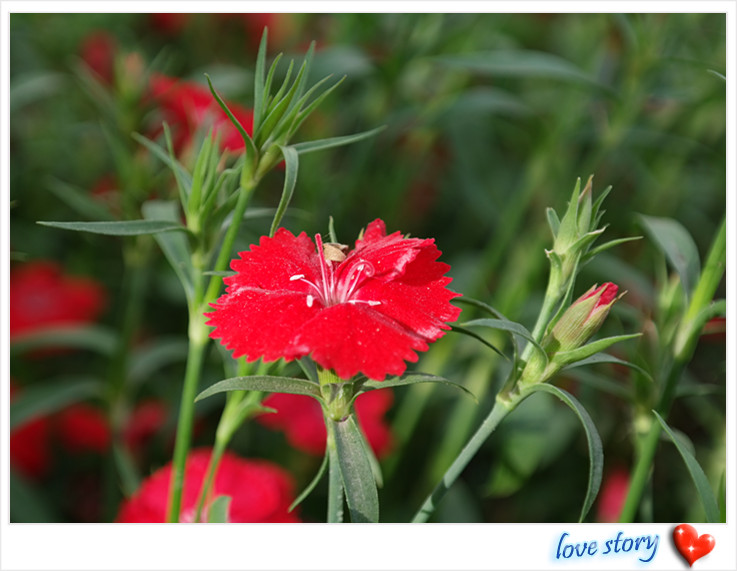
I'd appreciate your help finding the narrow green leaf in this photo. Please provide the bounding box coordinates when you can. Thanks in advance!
[10,71,66,112]
[113,443,141,497]
[563,352,653,383]
[297,356,319,384]
[195,375,321,402]
[450,324,507,359]
[455,297,509,320]
[521,383,603,522]
[128,337,189,385]
[142,200,195,299]
[435,50,609,91]
[37,219,188,236]
[639,214,701,296]
[333,415,379,523]
[10,377,103,429]
[207,496,232,523]
[289,452,329,512]
[260,54,284,118]
[653,411,721,522]
[46,178,115,221]
[253,27,269,133]
[10,325,117,355]
[583,236,643,261]
[283,75,345,139]
[269,145,298,236]
[462,318,547,362]
[291,126,385,155]
[188,130,214,213]
[360,373,476,402]
[132,132,192,191]
[205,74,258,160]
[552,333,641,367]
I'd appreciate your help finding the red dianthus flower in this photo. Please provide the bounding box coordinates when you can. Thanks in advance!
[10,261,106,340]
[56,404,111,454]
[206,219,461,380]
[259,389,394,457]
[115,448,299,522]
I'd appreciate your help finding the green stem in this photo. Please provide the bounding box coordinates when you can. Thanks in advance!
[166,327,208,522]
[326,421,344,523]
[165,182,257,523]
[204,183,255,304]
[412,394,516,522]
[193,428,229,523]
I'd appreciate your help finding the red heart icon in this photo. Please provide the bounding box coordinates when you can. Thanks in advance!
[673,524,715,567]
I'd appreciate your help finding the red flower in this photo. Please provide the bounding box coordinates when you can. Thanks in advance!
[123,400,168,453]
[10,383,51,479]
[79,30,117,85]
[56,404,111,454]
[115,448,300,522]
[149,74,254,153]
[596,467,630,522]
[206,219,461,380]
[149,13,190,36]
[10,261,106,340]
[259,389,394,457]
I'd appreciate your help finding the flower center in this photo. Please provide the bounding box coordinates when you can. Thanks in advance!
[289,234,381,308]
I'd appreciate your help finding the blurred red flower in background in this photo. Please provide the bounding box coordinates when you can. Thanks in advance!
[79,30,117,85]
[207,219,461,380]
[596,467,630,522]
[259,389,394,457]
[116,448,300,522]
[56,405,111,454]
[148,74,254,154]
[10,261,106,340]
[149,13,190,36]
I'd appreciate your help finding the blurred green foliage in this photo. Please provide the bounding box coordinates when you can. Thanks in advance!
[9,12,725,523]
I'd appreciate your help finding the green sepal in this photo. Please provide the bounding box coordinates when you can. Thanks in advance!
[653,411,721,522]
[195,375,322,403]
[207,496,232,523]
[332,415,380,523]
[519,383,603,522]
[37,219,189,237]
[546,207,561,238]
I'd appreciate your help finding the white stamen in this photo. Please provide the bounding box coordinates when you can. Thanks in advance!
[289,274,305,281]
[306,294,315,308]
[347,299,381,306]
